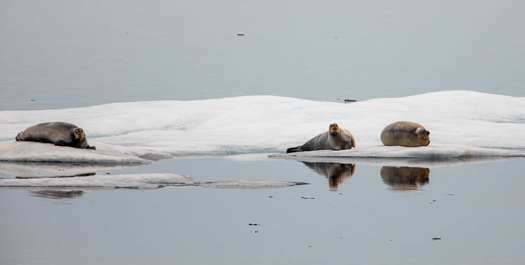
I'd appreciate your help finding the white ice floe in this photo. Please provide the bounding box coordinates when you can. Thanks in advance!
[274,154,522,169]
[0,91,524,163]
[0,174,195,190]
[270,143,525,163]
[0,141,155,164]
[0,174,308,190]
[0,161,141,178]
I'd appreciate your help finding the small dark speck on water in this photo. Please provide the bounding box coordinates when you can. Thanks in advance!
[31,99,35,101]
[106,173,110,174]
[432,237,441,241]
[448,194,454,196]
[255,231,258,233]
[269,196,273,198]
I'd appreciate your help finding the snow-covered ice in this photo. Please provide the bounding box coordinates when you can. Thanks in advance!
[1,91,524,163]
[0,161,140,178]
[0,174,194,189]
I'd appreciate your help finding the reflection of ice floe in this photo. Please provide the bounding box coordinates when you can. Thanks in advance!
[0,174,308,192]
[302,162,355,191]
[0,161,141,178]
[29,190,85,199]
[198,180,308,189]
[380,166,430,191]
[270,147,525,168]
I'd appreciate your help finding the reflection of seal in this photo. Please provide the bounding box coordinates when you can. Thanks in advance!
[380,166,429,190]
[287,123,355,153]
[15,122,96,150]
[303,162,355,191]
[380,121,430,147]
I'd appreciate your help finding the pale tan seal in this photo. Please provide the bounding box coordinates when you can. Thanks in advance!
[380,121,430,147]
[15,122,96,150]
[286,123,355,153]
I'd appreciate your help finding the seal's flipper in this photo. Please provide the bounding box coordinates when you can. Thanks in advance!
[286,146,303,153]
[54,140,67,146]
[88,145,96,150]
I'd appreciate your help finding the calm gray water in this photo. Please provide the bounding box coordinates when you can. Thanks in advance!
[2,1,525,264]
[1,157,525,265]
[1,1,524,111]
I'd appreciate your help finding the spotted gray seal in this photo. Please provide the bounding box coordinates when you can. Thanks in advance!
[380,121,430,147]
[286,123,355,153]
[15,122,96,150]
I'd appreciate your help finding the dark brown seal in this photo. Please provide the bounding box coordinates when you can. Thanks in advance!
[15,122,96,150]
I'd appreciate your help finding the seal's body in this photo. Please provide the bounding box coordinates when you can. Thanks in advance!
[15,122,96,150]
[380,121,430,147]
[286,123,355,153]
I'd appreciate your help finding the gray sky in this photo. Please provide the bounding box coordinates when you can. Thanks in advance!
[1,1,524,110]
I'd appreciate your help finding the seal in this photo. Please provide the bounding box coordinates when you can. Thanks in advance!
[286,123,355,153]
[15,122,96,150]
[380,121,430,147]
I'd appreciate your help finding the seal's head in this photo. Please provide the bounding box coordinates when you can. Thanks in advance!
[329,123,340,135]
[415,127,430,145]
[72,128,85,140]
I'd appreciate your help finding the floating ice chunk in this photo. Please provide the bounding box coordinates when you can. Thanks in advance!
[0,174,308,191]
[270,144,525,167]
[0,141,167,164]
[271,144,525,159]
[0,174,195,190]
[277,156,521,168]
[0,161,139,178]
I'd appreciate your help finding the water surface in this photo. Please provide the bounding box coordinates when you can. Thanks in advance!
[1,156,524,265]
